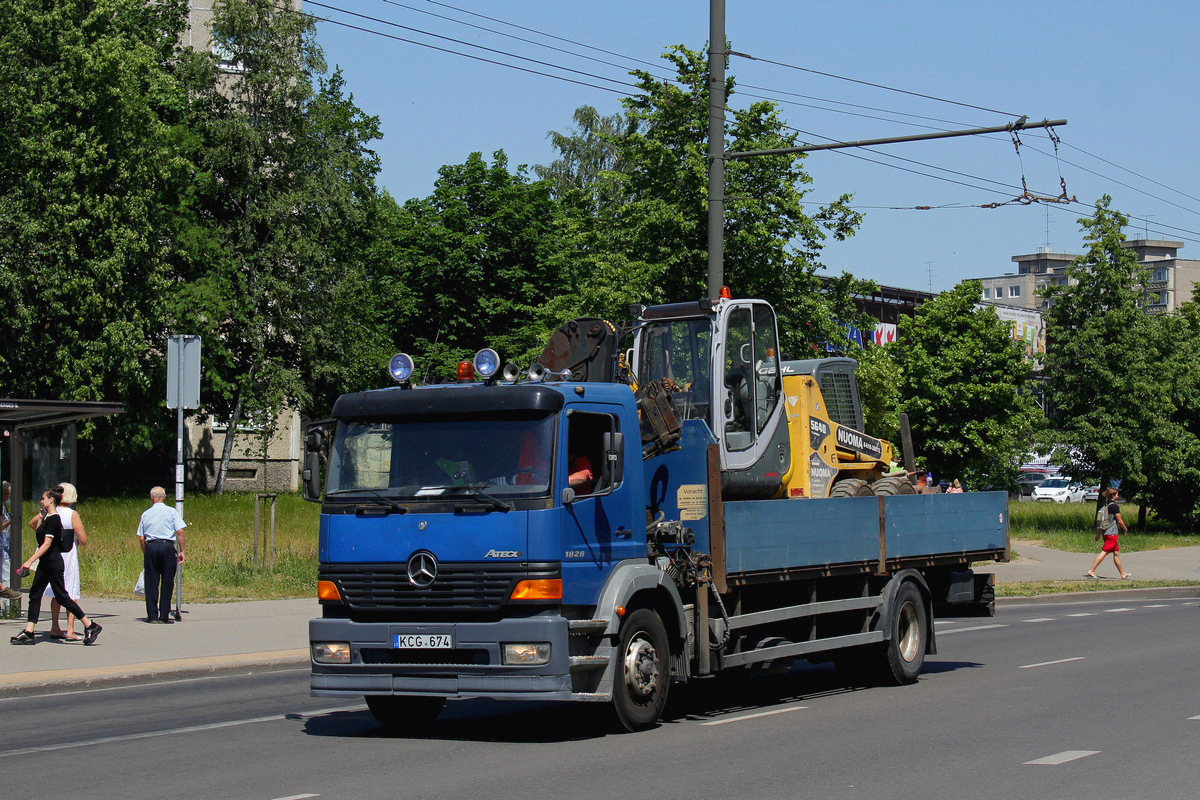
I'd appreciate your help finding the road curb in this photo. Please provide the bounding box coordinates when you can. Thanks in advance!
[0,649,310,699]
[997,585,1200,605]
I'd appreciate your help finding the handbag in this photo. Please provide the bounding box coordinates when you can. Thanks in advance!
[134,570,145,597]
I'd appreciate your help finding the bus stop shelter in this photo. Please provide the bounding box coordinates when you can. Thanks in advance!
[1,399,125,593]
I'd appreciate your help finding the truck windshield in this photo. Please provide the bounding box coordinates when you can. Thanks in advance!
[325,414,556,500]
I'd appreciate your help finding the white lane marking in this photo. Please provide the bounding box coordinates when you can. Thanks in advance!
[0,667,310,703]
[1190,715,1200,720]
[1105,608,1134,613]
[701,705,807,726]
[1018,657,1086,670]
[936,623,1007,636]
[1025,750,1100,765]
[271,795,319,800]
[1143,604,1169,608]
[0,704,363,758]
[1023,617,1055,623]
[1066,613,1096,617]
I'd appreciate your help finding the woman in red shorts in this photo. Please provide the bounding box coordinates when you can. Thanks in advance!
[1085,487,1131,580]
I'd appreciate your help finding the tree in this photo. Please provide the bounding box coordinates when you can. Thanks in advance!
[173,0,387,490]
[893,280,1040,488]
[0,0,192,457]
[1041,196,1164,513]
[535,46,878,353]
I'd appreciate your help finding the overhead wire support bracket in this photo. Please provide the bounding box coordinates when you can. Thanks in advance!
[724,117,1067,160]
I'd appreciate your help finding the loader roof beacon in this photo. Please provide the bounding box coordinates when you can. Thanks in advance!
[306,291,1009,732]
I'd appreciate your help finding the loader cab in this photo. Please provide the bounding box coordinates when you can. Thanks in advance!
[633,297,789,498]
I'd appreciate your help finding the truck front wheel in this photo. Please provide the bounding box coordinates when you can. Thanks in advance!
[612,608,670,732]
[365,695,446,729]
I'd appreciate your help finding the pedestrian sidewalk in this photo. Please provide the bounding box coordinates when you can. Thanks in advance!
[0,596,311,697]
[3,544,1200,698]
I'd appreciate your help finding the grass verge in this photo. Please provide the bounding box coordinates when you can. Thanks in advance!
[19,492,319,602]
[1010,500,1200,552]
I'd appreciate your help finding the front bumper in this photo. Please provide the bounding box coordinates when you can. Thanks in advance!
[309,615,575,701]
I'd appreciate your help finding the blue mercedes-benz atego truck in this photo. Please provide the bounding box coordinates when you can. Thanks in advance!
[306,296,1007,731]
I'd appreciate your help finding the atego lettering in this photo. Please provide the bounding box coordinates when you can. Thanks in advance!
[835,426,883,460]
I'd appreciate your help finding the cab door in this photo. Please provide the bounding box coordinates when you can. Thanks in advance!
[556,405,638,604]
[715,301,787,479]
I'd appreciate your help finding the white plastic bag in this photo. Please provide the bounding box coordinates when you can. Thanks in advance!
[134,570,145,597]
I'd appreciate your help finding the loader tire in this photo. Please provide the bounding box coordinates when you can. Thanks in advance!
[872,475,916,496]
[830,478,873,498]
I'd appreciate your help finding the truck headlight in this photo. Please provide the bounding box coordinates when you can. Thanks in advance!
[502,643,551,665]
[312,642,351,664]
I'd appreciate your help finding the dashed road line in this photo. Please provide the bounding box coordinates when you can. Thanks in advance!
[1025,750,1100,765]
[1066,612,1096,617]
[0,705,362,758]
[1018,656,1086,670]
[936,623,1007,636]
[270,795,319,800]
[700,705,807,726]
[1022,617,1055,623]
[1105,608,1135,613]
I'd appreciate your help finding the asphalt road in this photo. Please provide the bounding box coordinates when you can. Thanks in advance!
[2,597,1197,800]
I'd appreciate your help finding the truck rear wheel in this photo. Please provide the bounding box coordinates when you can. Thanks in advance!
[871,475,916,496]
[365,695,446,729]
[830,478,873,498]
[880,582,927,685]
[612,608,670,732]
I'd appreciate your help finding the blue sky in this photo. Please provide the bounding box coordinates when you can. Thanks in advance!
[309,0,1200,294]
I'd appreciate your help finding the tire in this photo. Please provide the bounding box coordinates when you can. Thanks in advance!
[612,608,670,732]
[365,695,446,729]
[871,475,916,496]
[830,478,874,498]
[879,582,928,685]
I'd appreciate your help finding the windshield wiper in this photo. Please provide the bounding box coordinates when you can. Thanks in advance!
[449,484,514,512]
[326,488,409,514]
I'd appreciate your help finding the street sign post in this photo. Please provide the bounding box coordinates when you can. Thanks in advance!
[166,334,200,622]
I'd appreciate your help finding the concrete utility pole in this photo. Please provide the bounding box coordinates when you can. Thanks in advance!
[704,0,1067,299]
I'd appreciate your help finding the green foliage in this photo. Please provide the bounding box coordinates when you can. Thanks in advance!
[855,343,902,443]
[0,0,192,455]
[169,0,389,479]
[1039,196,1200,524]
[893,280,1040,488]
[535,46,878,354]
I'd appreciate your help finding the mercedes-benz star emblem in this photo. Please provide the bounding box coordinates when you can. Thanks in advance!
[407,551,438,588]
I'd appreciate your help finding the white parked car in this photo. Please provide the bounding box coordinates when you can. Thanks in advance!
[1032,477,1085,503]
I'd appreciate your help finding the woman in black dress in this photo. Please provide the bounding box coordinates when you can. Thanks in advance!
[9,488,102,646]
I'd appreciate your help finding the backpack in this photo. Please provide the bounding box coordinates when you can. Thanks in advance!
[1094,504,1111,534]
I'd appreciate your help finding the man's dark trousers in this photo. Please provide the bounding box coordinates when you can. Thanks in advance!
[144,540,177,621]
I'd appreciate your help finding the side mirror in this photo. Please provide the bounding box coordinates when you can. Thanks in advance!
[562,487,576,505]
[602,431,624,487]
[303,452,321,501]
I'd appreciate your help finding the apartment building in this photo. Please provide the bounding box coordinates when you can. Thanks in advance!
[977,240,1200,314]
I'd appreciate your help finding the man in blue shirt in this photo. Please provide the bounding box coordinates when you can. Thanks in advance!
[137,486,187,624]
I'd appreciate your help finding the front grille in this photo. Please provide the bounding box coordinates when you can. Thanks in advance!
[360,648,488,665]
[321,562,559,613]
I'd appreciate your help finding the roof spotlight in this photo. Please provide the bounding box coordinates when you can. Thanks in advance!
[388,353,414,383]
[474,348,501,379]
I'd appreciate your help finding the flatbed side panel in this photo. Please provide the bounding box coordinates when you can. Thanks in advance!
[724,497,880,573]
[883,491,1007,558]
[722,492,1007,574]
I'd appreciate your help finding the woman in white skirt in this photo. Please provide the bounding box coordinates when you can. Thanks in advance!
[45,482,88,640]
